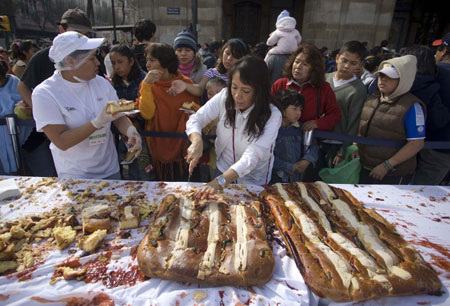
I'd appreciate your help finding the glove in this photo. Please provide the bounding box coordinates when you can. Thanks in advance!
[91,104,126,129]
[126,125,142,156]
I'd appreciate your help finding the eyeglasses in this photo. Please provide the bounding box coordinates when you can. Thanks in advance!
[61,23,93,38]
[78,31,93,38]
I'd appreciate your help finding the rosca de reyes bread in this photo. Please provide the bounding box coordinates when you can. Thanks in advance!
[181,101,201,112]
[137,194,275,286]
[106,99,135,114]
[260,182,442,302]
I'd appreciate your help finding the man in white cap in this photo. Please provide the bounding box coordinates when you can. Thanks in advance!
[31,31,142,179]
[353,55,426,184]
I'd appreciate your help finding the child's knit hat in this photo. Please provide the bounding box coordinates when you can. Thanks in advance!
[277,10,290,22]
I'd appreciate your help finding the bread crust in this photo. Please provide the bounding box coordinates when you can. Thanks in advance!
[181,101,201,112]
[106,99,135,114]
[81,205,111,233]
[260,182,442,302]
[137,195,275,286]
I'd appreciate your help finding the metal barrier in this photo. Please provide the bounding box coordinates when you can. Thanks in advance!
[4,115,23,175]
[1,117,450,175]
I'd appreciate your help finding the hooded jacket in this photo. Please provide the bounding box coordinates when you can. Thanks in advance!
[431,62,450,151]
[265,16,302,57]
[359,55,426,176]
[410,73,450,134]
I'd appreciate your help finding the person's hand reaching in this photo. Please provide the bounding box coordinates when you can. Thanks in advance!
[126,125,142,156]
[167,80,187,96]
[293,160,310,173]
[302,120,318,131]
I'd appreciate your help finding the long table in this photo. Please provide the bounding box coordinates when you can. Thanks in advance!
[0,177,449,305]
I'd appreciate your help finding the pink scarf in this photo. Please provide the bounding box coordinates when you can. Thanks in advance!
[178,60,195,77]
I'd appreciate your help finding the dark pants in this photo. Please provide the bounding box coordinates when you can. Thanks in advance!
[413,149,450,185]
[22,139,57,177]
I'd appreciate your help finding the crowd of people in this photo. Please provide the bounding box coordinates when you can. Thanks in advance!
[1,7,450,191]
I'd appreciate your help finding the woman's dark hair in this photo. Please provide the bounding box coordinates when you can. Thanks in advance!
[379,53,393,62]
[110,44,142,86]
[216,39,248,74]
[145,43,179,74]
[224,56,272,141]
[401,45,436,76]
[251,42,269,59]
[363,55,382,73]
[275,89,305,111]
[10,40,36,61]
[283,44,325,87]
[0,57,8,82]
[370,46,382,56]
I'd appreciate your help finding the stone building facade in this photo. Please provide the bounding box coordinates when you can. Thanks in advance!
[138,0,397,50]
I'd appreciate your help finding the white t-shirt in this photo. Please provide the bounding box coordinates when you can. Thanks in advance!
[186,88,282,185]
[333,75,357,87]
[32,71,120,179]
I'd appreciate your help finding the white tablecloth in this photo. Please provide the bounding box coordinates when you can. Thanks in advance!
[0,177,449,305]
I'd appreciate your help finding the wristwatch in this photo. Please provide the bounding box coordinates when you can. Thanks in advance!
[216,175,227,189]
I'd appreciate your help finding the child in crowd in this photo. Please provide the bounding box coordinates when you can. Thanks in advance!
[199,77,228,181]
[353,55,426,184]
[10,40,39,78]
[264,10,301,84]
[205,76,227,100]
[109,44,152,181]
[360,55,382,89]
[271,89,318,183]
[265,10,301,61]
[324,41,367,169]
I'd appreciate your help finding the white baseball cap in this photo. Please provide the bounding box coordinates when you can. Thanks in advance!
[376,63,400,79]
[49,31,104,63]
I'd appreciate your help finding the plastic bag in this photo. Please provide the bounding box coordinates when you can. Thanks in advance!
[319,145,361,184]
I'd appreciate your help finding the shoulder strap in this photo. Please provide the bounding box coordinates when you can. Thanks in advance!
[316,85,321,119]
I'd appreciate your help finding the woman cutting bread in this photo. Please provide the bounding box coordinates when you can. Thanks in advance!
[32,32,142,179]
[186,56,281,197]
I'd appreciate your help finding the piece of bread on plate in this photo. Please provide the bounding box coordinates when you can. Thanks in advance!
[181,101,201,112]
[106,99,135,114]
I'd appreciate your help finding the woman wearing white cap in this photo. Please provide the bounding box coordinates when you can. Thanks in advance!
[32,31,142,179]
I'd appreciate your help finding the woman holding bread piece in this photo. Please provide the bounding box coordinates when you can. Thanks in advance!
[186,56,281,197]
[138,43,199,181]
[32,32,142,179]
